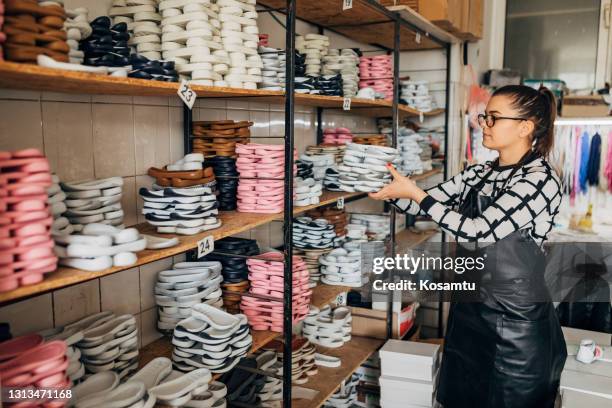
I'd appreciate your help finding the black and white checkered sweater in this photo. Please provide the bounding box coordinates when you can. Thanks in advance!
[392,157,562,245]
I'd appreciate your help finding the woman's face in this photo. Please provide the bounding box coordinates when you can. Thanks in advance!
[481,94,531,151]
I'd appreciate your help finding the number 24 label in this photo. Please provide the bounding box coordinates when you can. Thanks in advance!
[197,235,214,258]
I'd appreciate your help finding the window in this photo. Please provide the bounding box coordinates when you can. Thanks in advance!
[504,0,602,92]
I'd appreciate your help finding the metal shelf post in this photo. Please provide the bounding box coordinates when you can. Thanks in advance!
[282,0,296,406]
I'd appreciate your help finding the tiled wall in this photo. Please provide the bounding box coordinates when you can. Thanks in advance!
[0,88,382,345]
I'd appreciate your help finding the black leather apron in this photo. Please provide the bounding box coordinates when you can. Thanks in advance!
[436,157,567,408]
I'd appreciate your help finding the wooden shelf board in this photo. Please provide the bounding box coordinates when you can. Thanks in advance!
[386,5,460,45]
[395,228,438,252]
[0,191,365,306]
[257,0,441,51]
[410,168,442,182]
[0,62,444,118]
[292,336,384,408]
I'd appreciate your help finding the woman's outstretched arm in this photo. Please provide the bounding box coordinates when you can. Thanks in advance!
[371,164,562,242]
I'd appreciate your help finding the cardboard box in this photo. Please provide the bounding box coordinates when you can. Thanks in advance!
[380,340,440,381]
[561,96,610,118]
[562,389,612,408]
[418,0,467,32]
[467,0,483,39]
[380,375,434,407]
[562,326,612,346]
[351,304,417,339]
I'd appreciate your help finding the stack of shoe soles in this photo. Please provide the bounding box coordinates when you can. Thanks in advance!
[324,373,359,408]
[322,48,359,97]
[359,55,393,100]
[307,207,348,238]
[296,33,328,77]
[59,176,124,231]
[306,143,345,164]
[322,127,353,145]
[221,280,248,314]
[300,152,335,181]
[353,134,388,146]
[128,53,179,81]
[139,183,221,236]
[296,159,313,179]
[0,149,57,292]
[302,305,352,349]
[75,313,140,378]
[338,143,399,193]
[3,0,69,63]
[54,223,145,271]
[156,261,224,333]
[149,367,226,408]
[259,46,284,90]
[351,213,390,240]
[207,156,238,210]
[81,16,129,67]
[395,129,426,175]
[241,252,311,332]
[292,246,330,288]
[202,236,259,283]
[63,7,90,64]
[0,335,70,403]
[70,358,227,408]
[323,167,341,192]
[236,143,296,214]
[217,0,262,89]
[401,79,435,112]
[294,177,322,207]
[171,303,252,374]
[315,73,342,96]
[320,243,363,287]
[147,153,214,187]
[38,311,121,385]
[219,351,282,406]
[159,0,227,87]
[264,337,317,384]
[293,216,336,250]
[109,0,162,60]
[39,327,85,385]
[192,120,252,158]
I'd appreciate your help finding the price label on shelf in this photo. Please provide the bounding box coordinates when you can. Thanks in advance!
[197,235,214,258]
[343,0,353,10]
[335,291,347,306]
[178,80,197,110]
[419,111,424,123]
[343,97,351,111]
[415,32,422,44]
[337,196,345,209]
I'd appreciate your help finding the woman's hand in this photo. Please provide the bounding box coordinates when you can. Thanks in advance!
[369,164,428,203]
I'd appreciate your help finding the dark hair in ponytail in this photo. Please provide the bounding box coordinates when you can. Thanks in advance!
[492,84,557,158]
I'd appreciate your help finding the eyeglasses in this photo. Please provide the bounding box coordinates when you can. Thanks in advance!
[477,113,528,128]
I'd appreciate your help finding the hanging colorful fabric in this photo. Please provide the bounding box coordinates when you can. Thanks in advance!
[606,131,612,193]
[587,133,601,186]
[578,131,590,194]
[599,130,609,191]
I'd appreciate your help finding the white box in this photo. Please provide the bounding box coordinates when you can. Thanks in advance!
[380,340,440,381]
[562,327,612,346]
[560,370,612,399]
[562,389,612,408]
[563,358,612,379]
[380,375,434,407]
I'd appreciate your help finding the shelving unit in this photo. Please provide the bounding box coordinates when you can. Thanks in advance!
[0,1,454,407]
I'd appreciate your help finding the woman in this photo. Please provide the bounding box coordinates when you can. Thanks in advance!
[370,85,567,408]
